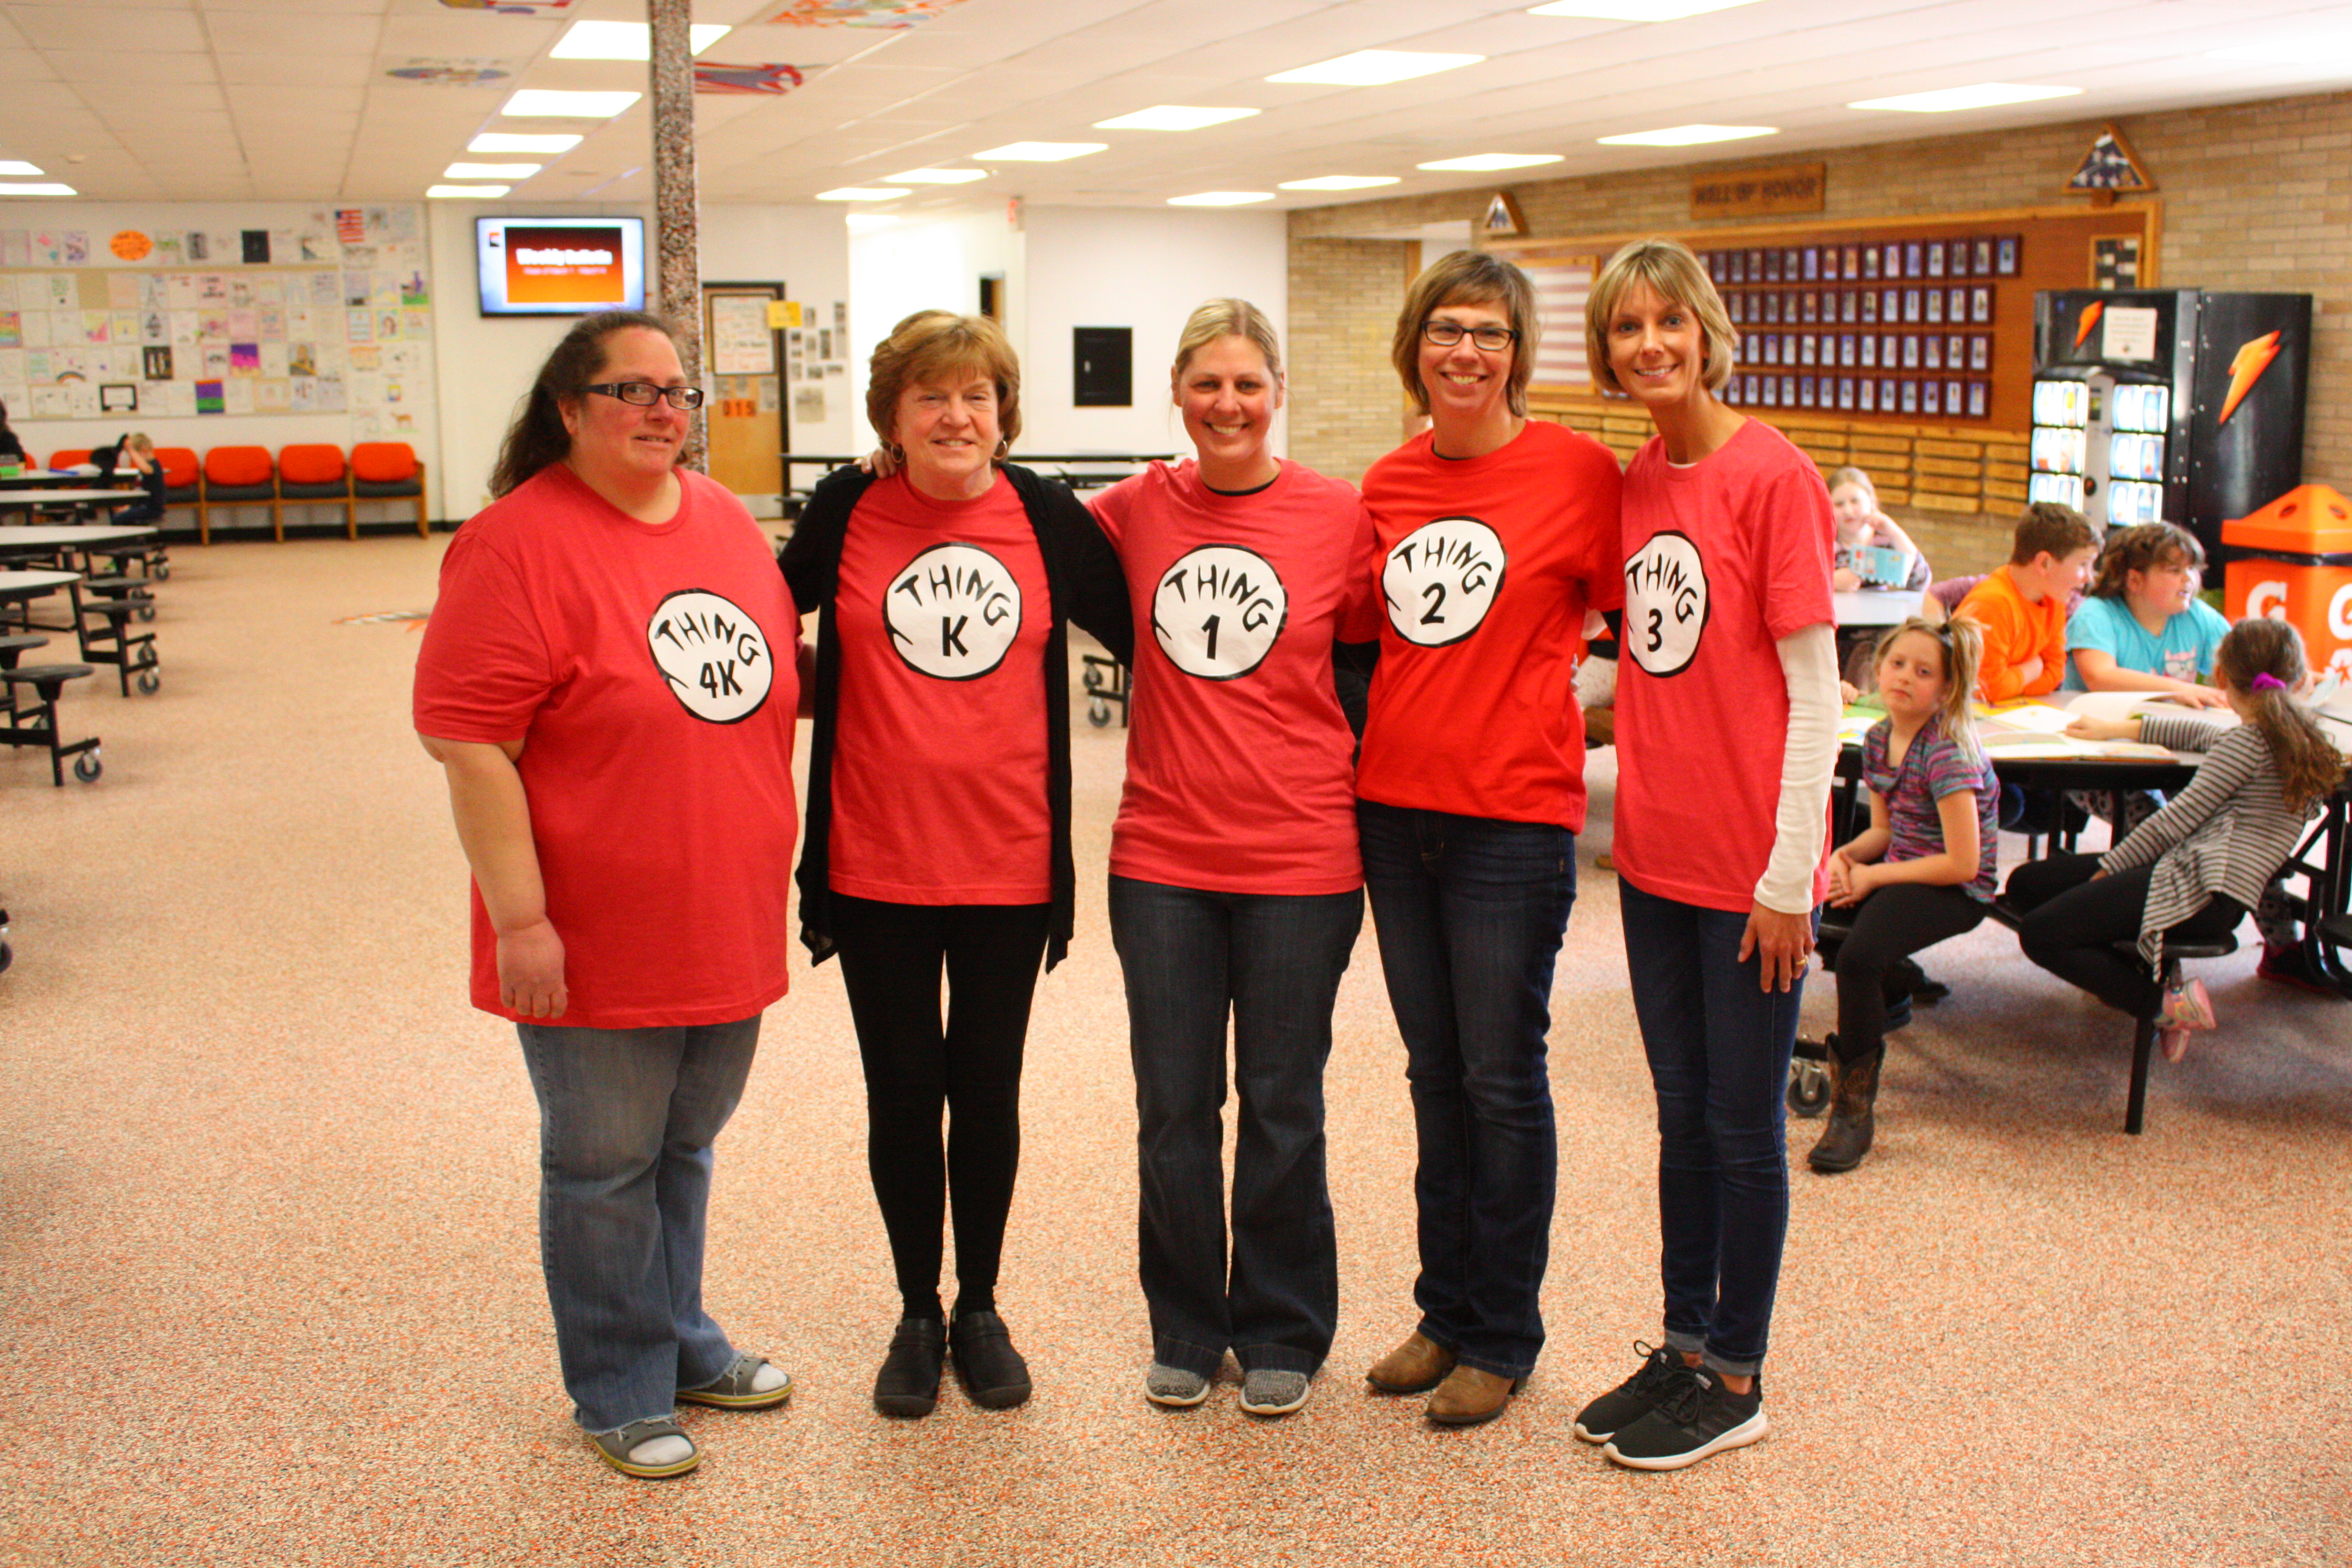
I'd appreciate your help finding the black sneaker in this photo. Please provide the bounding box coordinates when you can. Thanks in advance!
[1602,1366,1767,1470]
[1571,1342,1693,1444]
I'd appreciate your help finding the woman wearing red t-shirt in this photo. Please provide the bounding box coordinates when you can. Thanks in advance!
[1355,252,1624,1428]
[1089,300,1380,1419]
[1570,240,1838,1472]
[780,313,1131,1420]
[415,312,802,1479]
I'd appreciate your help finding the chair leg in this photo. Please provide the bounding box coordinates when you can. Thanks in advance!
[271,492,285,543]
[2125,1017,2155,1135]
[413,488,428,538]
[198,496,211,547]
[345,488,358,541]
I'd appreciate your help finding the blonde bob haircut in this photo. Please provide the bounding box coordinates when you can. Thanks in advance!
[1585,238,1739,395]
[865,310,1022,454]
[1390,251,1539,418]
[1172,297,1284,388]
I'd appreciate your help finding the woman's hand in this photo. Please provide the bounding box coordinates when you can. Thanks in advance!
[497,917,568,1018]
[857,445,899,479]
[1740,902,1815,992]
[1832,566,1861,592]
[1826,850,1855,903]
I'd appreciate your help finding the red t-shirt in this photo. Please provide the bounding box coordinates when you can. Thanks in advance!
[1356,419,1625,830]
[412,464,802,1028]
[829,470,1054,903]
[1090,459,1380,895]
[1614,418,1837,913]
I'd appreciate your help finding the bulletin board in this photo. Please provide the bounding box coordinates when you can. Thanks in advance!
[0,208,436,439]
[1496,201,2157,435]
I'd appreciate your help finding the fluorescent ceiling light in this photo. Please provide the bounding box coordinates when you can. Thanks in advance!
[816,186,910,201]
[1267,50,1483,86]
[0,182,76,196]
[445,162,541,179]
[846,213,900,230]
[972,141,1106,161]
[469,133,581,154]
[1598,124,1776,145]
[553,20,729,59]
[1278,175,1401,190]
[1849,83,2080,113]
[888,167,988,184]
[1095,105,1260,131]
[2210,40,2352,63]
[0,160,44,177]
[427,184,509,199]
[1168,191,1273,205]
[1529,0,1761,17]
[1417,153,1562,171]
[503,90,643,119]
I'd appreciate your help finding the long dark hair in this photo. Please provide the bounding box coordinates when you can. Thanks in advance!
[2215,617,2345,813]
[487,309,679,498]
[2088,521,2203,601]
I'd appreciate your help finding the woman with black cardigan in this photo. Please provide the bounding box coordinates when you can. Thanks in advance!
[780,311,1131,1419]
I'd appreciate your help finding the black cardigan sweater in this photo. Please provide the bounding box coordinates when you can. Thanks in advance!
[778,462,1134,971]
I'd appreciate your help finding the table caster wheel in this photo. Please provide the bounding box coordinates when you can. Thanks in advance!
[1787,1055,1831,1118]
[74,753,102,782]
[137,669,160,694]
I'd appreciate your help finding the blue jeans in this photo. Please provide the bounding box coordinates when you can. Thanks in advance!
[516,1015,761,1433]
[1109,876,1363,1378]
[1356,801,1573,1379]
[1618,882,1802,1378]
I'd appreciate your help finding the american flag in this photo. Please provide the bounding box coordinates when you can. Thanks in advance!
[336,209,366,247]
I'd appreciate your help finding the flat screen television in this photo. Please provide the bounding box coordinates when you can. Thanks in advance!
[476,216,646,316]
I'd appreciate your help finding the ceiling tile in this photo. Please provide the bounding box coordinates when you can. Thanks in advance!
[205,10,379,54]
[12,6,208,52]
[45,50,220,85]
[218,53,373,88]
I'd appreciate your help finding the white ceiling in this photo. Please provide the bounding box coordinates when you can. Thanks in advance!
[2,0,2350,217]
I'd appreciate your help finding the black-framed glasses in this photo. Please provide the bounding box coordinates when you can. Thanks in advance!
[1421,320,1518,351]
[582,381,706,410]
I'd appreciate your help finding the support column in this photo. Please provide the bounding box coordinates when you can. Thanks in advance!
[648,0,704,471]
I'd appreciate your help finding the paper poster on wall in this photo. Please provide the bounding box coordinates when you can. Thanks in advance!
[100,383,135,412]
[143,346,172,379]
[793,384,825,423]
[0,233,24,268]
[253,378,290,413]
[0,313,16,350]
[63,233,88,265]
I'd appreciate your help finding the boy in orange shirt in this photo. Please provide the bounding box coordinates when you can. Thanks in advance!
[1957,502,2099,702]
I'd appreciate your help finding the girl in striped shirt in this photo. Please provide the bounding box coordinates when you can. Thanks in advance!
[2008,618,2345,1063]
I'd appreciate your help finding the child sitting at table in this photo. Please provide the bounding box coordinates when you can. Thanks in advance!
[2064,522,2233,709]
[2007,618,2345,1063]
[1813,615,1997,1174]
[1958,502,2099,703]
[110,433,167,525]
[1829,467,1930,594]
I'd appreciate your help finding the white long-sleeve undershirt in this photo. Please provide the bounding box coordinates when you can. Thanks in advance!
[1754,620,1839,914]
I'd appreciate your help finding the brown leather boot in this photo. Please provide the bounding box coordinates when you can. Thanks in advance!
[1366,1331,1455,1394]
[1807,1044,1882,1174]
[1426,1365,1523,1427]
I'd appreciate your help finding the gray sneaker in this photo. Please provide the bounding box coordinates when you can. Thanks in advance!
[1239,1368,1310,1417]
[1144,1363,1211,1407]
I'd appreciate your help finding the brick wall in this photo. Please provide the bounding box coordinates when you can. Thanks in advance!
[1288,89,2352,569]
[1286,237,1415,483]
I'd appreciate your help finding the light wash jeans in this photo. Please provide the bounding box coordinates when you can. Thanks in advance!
[516,1015,760,1433]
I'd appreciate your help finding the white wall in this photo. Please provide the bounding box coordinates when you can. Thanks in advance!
[843,203,1287,461]
[1016,206,1288,457]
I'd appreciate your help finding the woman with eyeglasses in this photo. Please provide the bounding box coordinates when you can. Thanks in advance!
[415,311,802,1479]
[1354,251,1624,1428]
[781,311,1132,1420]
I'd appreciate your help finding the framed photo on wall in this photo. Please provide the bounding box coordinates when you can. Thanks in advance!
[1996,236,2020,274]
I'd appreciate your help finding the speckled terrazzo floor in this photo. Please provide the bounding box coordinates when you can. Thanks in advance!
[2,535,2347,1567]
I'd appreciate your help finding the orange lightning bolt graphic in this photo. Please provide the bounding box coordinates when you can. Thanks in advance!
[2073,301,2104,349]
[2218,331,2282,426]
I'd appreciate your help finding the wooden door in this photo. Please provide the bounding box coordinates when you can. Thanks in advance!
[703,282,785,514]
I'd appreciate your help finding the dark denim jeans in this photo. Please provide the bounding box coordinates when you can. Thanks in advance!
[1109,876,1363,1378]
[1618,881,1802,1379]
[516,1015,761,1433]
[1357,801,1573,1380]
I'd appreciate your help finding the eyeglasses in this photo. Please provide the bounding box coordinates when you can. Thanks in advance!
[1421,320,1518,352]
[582,381,706,410]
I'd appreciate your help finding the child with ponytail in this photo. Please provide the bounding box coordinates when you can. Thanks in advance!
[2007,618,2345,1061]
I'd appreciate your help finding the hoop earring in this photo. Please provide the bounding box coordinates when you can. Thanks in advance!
[994,436,1010,460]
[887,442,905,465]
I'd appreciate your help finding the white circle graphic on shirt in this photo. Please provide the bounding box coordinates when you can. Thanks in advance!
[884,543,1023,680]
[1623,530,1710,678]
[645,589,775,723]
[1150,545,1288,680]
[1382,517,1506,647]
